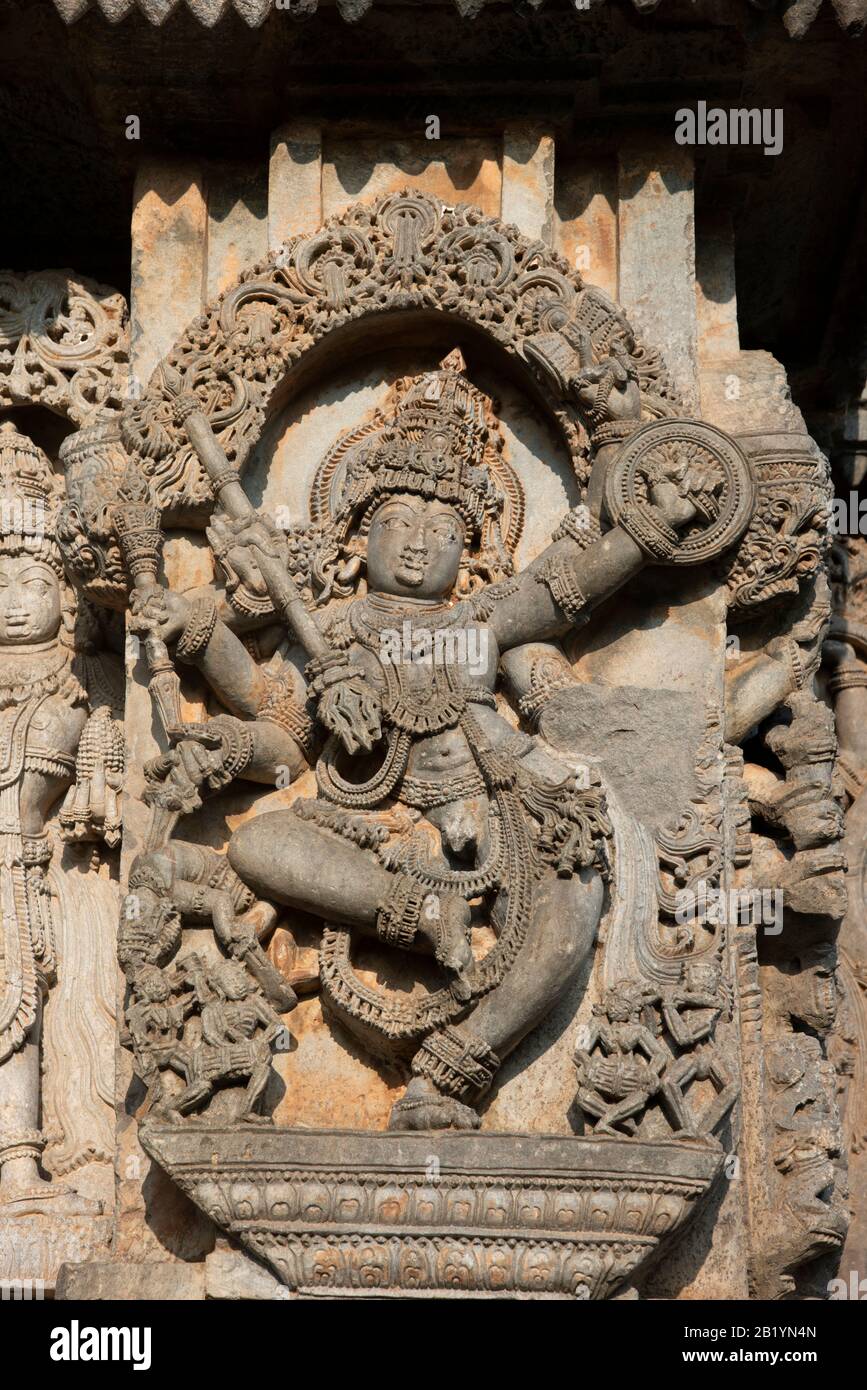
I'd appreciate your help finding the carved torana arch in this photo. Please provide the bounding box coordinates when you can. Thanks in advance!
[121,191,681,520]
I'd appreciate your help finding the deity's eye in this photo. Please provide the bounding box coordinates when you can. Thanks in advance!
[429,521,459,544]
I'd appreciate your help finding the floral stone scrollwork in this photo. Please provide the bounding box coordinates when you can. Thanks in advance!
[0,270,128,426]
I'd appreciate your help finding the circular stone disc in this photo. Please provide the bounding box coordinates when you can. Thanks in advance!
[603,417,757,566]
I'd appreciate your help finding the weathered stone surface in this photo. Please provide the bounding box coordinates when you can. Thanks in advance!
[538,684,708,829]
[1,1216,112,1292]
[502,126,555,246]
[56,1259,206,1301]
[204,1247,290,1300]
[555,157,618,301]
[618,141,699,413]
[268,123,322,252]
[130,163,207,394]
[2,13,859,1302]
[205,163,268,302]
[321,138,502,220]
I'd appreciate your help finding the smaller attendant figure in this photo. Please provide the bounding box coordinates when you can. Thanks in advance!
[0,420,122,1213]
[119,844,296,1122]
[165,961,286,1125]
[573,981,672,1136]
[575,963,736,1141]
[660,961,738,1139]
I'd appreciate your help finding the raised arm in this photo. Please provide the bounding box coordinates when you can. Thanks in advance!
[488,455,711,653]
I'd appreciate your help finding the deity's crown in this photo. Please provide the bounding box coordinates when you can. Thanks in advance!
[0,421,66,584]
[0,420,62,543]
[337,350,504,537]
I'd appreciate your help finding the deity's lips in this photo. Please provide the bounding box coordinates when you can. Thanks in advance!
[396,556,427,581]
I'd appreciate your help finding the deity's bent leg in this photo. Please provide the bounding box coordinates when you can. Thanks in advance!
[391,868,604,1130]
[468,868,603,1055]
[228,811,394,930]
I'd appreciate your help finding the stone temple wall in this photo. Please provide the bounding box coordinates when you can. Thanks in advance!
[0,4,865,1303]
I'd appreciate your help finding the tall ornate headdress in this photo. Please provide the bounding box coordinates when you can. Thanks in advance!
[0,419,64,573]
[308,350,524,599]
[337,356,500,532]
[210,353,525,616]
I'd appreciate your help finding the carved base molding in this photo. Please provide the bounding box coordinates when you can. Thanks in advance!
[0,1214,112,1291]
[141,1125,722,1300]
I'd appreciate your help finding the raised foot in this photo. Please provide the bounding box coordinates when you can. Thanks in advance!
[388,1077,480,1132]
[0,1176,103,1218]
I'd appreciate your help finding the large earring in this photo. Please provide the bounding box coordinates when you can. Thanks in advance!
[59,576,78,650]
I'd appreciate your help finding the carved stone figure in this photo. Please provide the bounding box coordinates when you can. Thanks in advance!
[0,420,122,1215]
[821,536,867,1279]
[574,980,674,1136]
[132,348,743,1136]
[62,190,838,1300]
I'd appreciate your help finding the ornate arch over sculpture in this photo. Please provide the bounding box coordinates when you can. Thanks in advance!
[119,191,683,520]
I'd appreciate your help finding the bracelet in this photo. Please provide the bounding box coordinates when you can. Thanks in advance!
[208,464,242,495]
[590,419,641,450]
[305,650,357,699]
[552,505,603,550]
[189,886,210,918]
[518,674,574,725]
[376,873,427,949]
[784,640,806,692]
[828,666,867,694]
[175,596,218,663]
[21,833,54,868]
[208,717,255,786]
[171,391,202,427]
[616,501,679,563]
[411,1025,500,1101]
[533,554,590,626]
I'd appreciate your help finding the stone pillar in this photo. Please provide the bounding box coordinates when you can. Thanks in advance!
[206,162,268,300]
[618,140,699,414]
[268,123,323,251]
[130,163,207,396]
[554,157,618,301]
[502,126,555,245]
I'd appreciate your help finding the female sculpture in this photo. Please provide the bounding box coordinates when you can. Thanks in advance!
[0,420,121,1211]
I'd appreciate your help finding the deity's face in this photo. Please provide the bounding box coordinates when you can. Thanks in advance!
[366,494,465,601]
[135,967,170,1004]
[684,963,719,994]
[215,962,249,1001]
[0,555,62,645]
